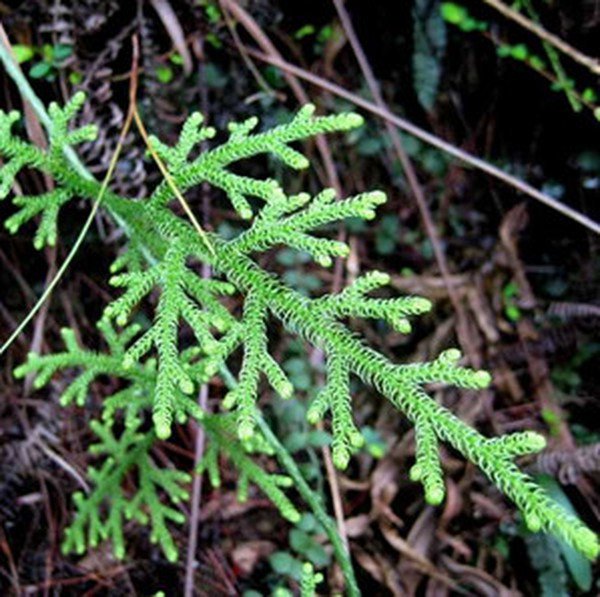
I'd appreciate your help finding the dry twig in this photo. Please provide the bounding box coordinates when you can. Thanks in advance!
[243,48,600,235]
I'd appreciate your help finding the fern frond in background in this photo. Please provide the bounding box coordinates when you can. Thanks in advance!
[412,0,447,111]
[4,94,599,568]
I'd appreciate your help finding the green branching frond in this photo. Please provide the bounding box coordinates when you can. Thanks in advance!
[213,242,598,558]
[147,111,216,169]
[63,418,190,563]
[13,321,148,407]
[316,270,433,333]
[1,91,96,249]
[0,110,43,198]
[386,383,598,558]
[47,92,98,156]
[223,292,293,440]
[409,413,445,505]
[8,94,598,564]
[307,353,364,469]
[187,322,244,384]
[200,415,301,524]
[231,189,387,266]
[5,188,73,249]
[149,104,364,218]
[110,240,147,275]
[104,242,236,439]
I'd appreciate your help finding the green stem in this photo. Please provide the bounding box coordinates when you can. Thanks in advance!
[520,0,581,112]
[218,364,359,596]
[256,417,360,597]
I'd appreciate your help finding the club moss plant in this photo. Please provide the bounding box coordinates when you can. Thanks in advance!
[2,93,597,577]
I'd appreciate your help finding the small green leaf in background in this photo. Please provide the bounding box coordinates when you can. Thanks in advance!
[356,134,387,156]
[297,513,324,534]
[12,44,34,64]
[155,65,173,84]
[205,32,222,49]
[289,529,330,567]
[440,2,467,25]
[29,62,52,79]
[581,88,597,103]
[529,55,546,70]
[269,551,304,580]
[570,424,600,446]
[375,214,400,256]
[204,63,228,89]
[510,43,529,61]
[551,366,581,392]
[276,248,311,267]
[263,65,285,89]
[533,475,593,592]
[541,408,562,437]
[52,44,73,62]
[282,270,322,295]
[199,0,221,24]
[525,532,569,597]
[294,24,316,40]
[216,221,243,240]
[169,52,184,65]
[41,43,53,61]
[502,281,522,322]
[421,148,448,176]
[317,25,333,44]
[283,357,313,391]
[400,133,422,157]
[306,429,331,448]
[441,2,487,32]
[69,71,83,85]
[345,216,368,234]
[497,44,512,58]
[361,426,387,459]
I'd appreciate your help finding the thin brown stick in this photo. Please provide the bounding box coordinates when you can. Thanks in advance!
[481,0,600,75]
[319,421,349,551]
[219,0,342,195]
[242,47,600,236]
[148,0,193,75]
[332,0,481,366]
[184,40,211,597]
[184,384,208,597]
[219,1,277,99]
[24,247,56,394]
